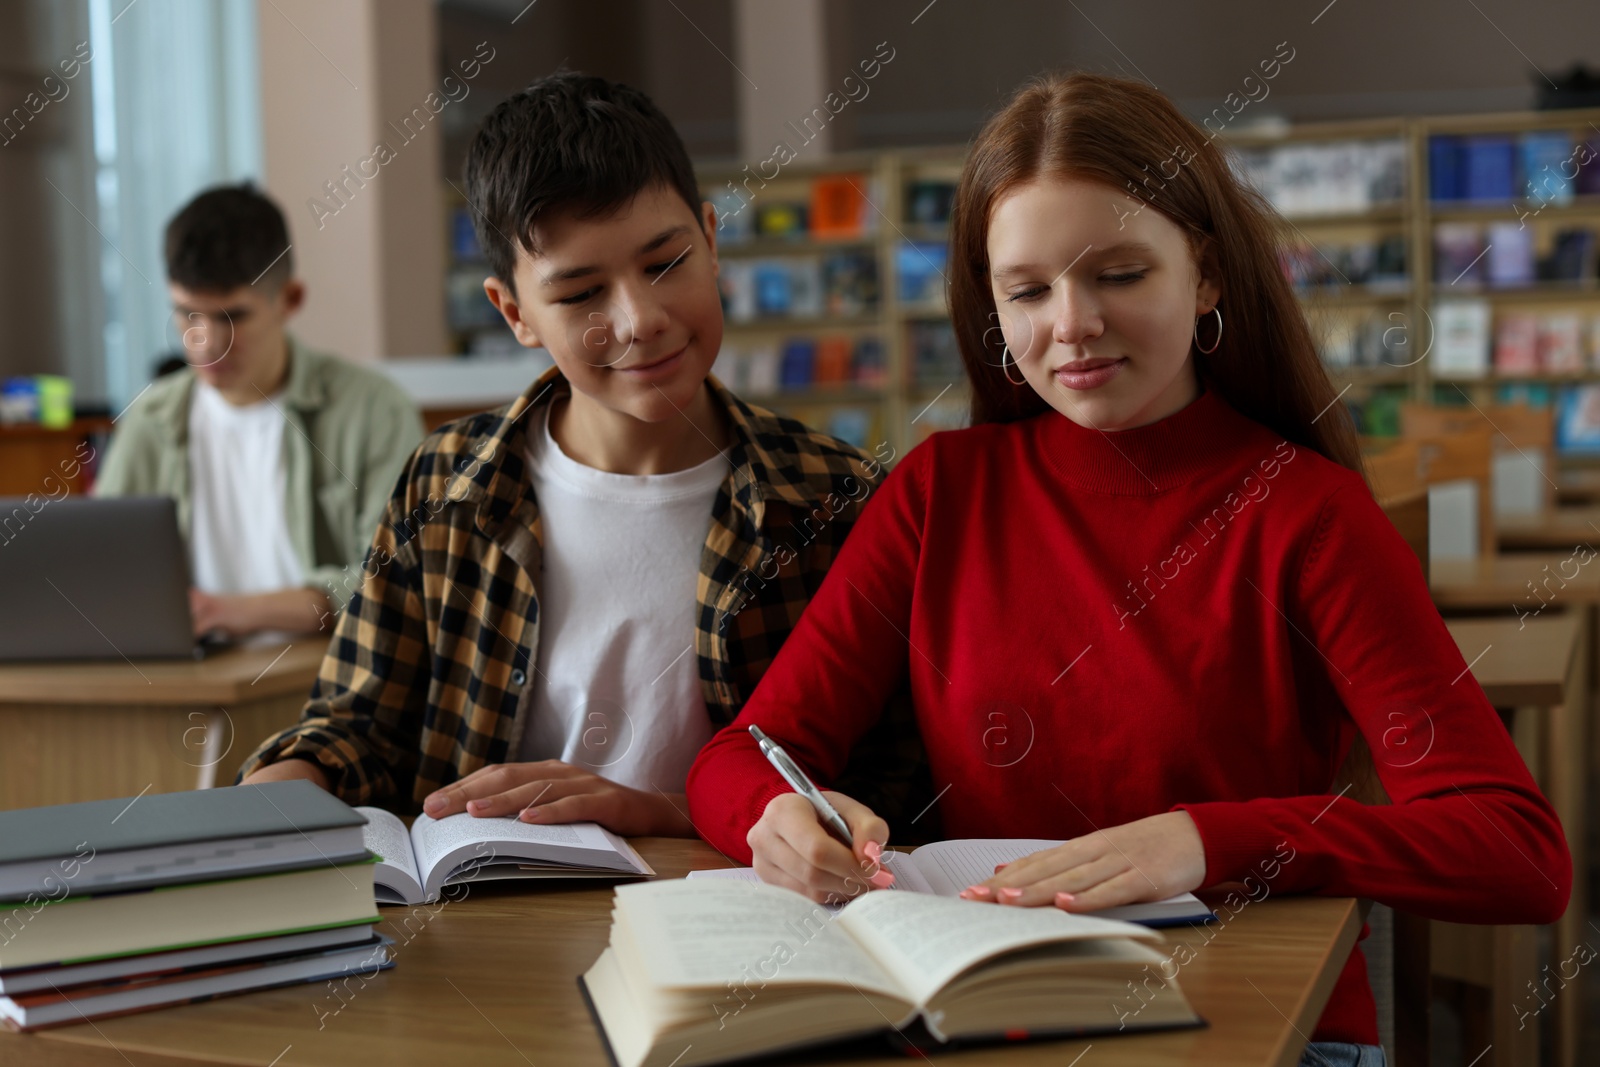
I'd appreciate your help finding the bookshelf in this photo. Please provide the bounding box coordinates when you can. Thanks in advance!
[696,148,967,458]
[1230,108,1600,453]
[434,106,1600,462]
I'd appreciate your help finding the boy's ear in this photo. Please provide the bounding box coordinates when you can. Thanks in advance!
[278,278,306,318]
[484,276,542,348]
[700,200,720,277]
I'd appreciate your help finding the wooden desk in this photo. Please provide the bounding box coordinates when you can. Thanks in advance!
[0,838,1362,1067]
[0,638,324,811]
[1556,468,1600,506]
[1497,506,1600,552]
[1445,613,1587,1067]
[1431,552,1600,612]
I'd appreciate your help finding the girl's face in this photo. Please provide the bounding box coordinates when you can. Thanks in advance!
[985,176,1220,431]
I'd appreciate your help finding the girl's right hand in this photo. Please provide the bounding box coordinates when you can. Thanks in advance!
[746,791,894,904]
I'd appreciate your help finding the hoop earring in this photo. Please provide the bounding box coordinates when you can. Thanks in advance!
[1001,345,1027,386]
[1194,306,1222,355]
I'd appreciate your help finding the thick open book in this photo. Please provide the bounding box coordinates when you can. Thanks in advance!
[357,807,655,905]
[580,879,1202,1067]
[689,838,1215,926]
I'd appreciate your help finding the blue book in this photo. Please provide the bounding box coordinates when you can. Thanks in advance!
[1429,136,1463,201]
[753,261,792,317]
[1463,135,1516,201]
[1521,130,1575,204]
[778,338,816,388]
[1558,385,1600,454]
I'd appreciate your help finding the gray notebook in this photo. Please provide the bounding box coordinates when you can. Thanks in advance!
[0,780,371,902]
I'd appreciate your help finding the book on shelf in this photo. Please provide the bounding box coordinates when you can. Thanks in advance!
[755,201,806,239]
[1492,312,1539,375]
[1433,223,1485,286]
[1538,313,1585,372]
[708,188,754,244]
[1486,221,1535,288]
[713,335,887,396]
[1580,137,1600,196]
[1,934,393,1032]
[578,878,1203,1067]
[1232,138,1405,216]
[687,838,1215,927]
[1433,300,1492,378]
[1463,135,1516,201]
[1557,385,1600,453]
[897,240,949,305]
[720,254,877,322]
[1541,227,1598,282]
[358,807,654,906]
[1521,130,1577,205]
[809,174,869,238]
[905,179,956,226]
[779,338,815,389]
[813,336,853,385]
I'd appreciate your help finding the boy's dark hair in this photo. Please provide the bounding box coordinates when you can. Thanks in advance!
[463,71,702,293]
[164,183,294,292]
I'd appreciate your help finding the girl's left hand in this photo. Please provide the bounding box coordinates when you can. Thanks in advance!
[961,811,1207,911]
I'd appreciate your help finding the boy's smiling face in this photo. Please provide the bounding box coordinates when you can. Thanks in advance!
[484,182,724,424]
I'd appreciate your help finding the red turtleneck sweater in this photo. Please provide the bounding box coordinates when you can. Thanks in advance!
[685,387,1570,1045]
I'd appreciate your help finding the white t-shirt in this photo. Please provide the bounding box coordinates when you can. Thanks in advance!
[187,381,304,596]
[516,402,727,793]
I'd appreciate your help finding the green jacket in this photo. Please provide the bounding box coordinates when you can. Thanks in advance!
[95,336,425,611]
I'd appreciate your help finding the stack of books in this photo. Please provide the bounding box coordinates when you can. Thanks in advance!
[0,781,389,1031]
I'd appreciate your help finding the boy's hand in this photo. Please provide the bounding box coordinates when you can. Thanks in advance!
[190,587,333,637]
[421,761,697,838]
[961,811,1205,911]
[239,758,331,792]
[747,791,894,905]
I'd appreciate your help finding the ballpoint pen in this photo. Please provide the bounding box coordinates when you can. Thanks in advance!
[748,724,856,847]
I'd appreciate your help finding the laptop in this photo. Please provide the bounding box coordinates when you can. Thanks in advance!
[0,496,201,661]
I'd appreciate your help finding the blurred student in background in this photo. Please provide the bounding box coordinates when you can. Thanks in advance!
[96,184,424,639]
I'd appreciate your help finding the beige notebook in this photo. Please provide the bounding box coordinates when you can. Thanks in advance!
[579,878,1201,1067]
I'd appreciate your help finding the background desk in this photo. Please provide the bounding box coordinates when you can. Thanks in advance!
[1444,613,1586,1067]
[0,638,323,811]
[1,838,1362,1067]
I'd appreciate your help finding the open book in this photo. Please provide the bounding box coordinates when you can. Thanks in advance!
[356,807,655,905]
[580,879,1202,1067]
[689,838,1214,926]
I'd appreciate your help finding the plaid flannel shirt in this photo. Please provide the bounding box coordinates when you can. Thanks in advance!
[236,365,939,838]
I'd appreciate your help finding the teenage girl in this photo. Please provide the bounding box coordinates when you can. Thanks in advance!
[685,73,1569,1067]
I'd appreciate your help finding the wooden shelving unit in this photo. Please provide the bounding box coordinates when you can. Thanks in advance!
[429,107,1600,461]
[695,148,966,458]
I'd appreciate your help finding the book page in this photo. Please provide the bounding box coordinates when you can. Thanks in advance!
[408,812,633,886]
[904,839,1065,896]
[685,850,934,904]
[908,840,1210,920]
[836,889,1158,1007]
[616,879,908,1002]
[355,807,422,904]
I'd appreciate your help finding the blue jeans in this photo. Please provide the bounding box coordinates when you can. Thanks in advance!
[1298,1042,1387,1067]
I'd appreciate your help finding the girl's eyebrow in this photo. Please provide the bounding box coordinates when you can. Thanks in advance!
[992,241,1155,281]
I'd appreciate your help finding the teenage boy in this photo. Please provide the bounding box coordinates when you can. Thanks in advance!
[97,184,424,638]
[237,73,933,839]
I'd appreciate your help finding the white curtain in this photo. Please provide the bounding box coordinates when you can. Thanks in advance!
[88,0,263,409]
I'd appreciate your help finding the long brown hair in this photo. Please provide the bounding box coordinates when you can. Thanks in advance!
[947,72,1366,479]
